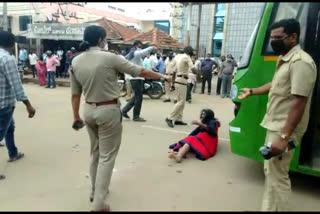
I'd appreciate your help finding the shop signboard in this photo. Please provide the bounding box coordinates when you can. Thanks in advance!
[27,23,96,41]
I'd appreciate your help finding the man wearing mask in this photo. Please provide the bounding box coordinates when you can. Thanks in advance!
[163,52,177,102]
[150,52,159,71]
[19,46,28,68]
[165,46,194,128]
[64,47,76,78]
[122,40,157,122]
[216,55,225,95]
[56,47,64,78]
[45,50,60,89]
[220,54,237,98]
[0,31,36,181]
[200,53,218,95]
[28,50,38,78]
[238,19,317,211]
[156,54,166,74]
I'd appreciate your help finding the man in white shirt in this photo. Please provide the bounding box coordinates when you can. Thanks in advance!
[149,52,158,71]
[28,50,38,78]
[122,40,157,122]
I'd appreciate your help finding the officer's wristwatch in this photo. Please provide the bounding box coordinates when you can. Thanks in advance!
[280,133,289,141]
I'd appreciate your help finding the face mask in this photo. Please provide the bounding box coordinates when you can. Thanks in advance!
[270,39,287,55]
[169,56,173,60]
[227,58,231,62]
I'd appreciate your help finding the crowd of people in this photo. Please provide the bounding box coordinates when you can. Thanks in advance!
[0,18,312,212]
[18,47,78,88]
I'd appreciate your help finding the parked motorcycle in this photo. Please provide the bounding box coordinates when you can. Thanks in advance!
[117,79,164,99]
[143,79,164,99]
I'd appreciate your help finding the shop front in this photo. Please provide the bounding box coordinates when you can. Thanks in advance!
[26,23,93,72]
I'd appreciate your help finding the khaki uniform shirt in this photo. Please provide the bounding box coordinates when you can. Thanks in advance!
[174,53,194,84]
[70,47,141,102]
[164,58,177,75]
[260,45,317,136]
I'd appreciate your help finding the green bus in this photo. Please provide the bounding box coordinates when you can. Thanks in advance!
[229,2,320,177]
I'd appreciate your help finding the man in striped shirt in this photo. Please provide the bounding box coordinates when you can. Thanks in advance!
[0,31,36,181]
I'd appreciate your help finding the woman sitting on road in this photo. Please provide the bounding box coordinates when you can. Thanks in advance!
[168,108,220,163]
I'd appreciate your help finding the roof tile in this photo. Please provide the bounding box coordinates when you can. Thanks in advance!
[123,28,185,50]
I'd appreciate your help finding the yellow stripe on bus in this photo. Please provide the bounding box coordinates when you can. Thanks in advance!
[263,56,278,61]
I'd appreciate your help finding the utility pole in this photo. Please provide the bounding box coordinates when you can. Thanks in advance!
[186,2,192,46]
[196,3,202,57]
[3,2,8,31]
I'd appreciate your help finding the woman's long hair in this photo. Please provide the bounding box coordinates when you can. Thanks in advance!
[200,109,221,127]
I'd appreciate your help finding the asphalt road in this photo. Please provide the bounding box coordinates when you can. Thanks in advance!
[0,80,320,211]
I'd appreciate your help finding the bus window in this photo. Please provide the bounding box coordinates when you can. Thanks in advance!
[238,4,265,69]
[263,3,309,55]
[238,21,260,68]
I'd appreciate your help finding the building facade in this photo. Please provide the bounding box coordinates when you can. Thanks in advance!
[173,2,265,60]
[224,3,265,61]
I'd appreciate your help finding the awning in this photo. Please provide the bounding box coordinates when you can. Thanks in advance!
[213,32,223,40]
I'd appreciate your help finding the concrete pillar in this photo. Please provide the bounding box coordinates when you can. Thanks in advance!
[208,4,216,55]
[186,3,192,46]
[36,38,41,57]
[196,3,202,56]
[3,2,8,31]
[221,3,230,56]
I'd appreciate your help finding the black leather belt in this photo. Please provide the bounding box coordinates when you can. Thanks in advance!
[177,75,188,79]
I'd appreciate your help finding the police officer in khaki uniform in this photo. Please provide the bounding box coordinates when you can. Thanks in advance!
[166,46,194,128]
[239,19,317,211]
[163,51,177,102]
[70,25,170,212]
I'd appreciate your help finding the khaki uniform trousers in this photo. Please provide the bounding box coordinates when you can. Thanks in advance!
[261,130,302,211]
[83,102,122,210]
[168,79,187,121]
[164,80,176,101]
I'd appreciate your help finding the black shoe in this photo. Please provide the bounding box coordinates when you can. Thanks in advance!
[133,117,146,122]
[163,99,171,103]
[0,174,5,180]
[173,100,177,104]
[166,118,174,128]
[187,100,191,104]
[45,86,50,88]
[8,152,24,163]
[122,112,130,119]
[175,121,187,125]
